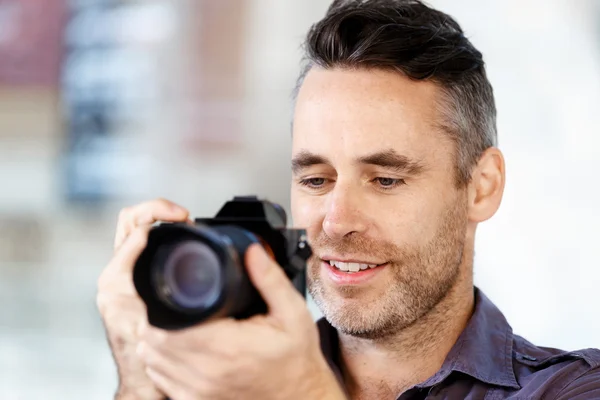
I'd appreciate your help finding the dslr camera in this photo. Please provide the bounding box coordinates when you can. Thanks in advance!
[132,196,312,330]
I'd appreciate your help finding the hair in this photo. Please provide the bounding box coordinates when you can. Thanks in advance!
[294,0,497,186]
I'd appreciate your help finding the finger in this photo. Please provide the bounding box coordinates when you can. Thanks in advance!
[114,198,189,250]
[97,225,152,298]
[137,339,181,368]
[141,318,240,352]
[140,342,189,398]
[145,367,196,400]
[110,225,152,275]
[141,341,217,400]
[245,244,308,328]
[114,198,189,249]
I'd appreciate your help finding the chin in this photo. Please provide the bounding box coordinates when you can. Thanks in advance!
[312,282,427,339]
[326,306,395,339]
[314,288,382,328]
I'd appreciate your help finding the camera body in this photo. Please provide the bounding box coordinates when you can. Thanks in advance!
[132,196,312,330]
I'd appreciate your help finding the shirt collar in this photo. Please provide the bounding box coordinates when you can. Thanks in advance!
[417,288,520,389]
[317,287,521,391]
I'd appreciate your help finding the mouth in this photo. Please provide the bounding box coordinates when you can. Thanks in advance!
[320,258,388,285]
[324,259,384,273]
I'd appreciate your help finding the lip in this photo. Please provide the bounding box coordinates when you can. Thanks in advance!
[321,256,385,265]
[321,260,388,285]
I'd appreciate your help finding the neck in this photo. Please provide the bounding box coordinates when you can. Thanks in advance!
[338,260,475,399]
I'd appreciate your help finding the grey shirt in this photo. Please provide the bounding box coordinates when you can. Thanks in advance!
[317,288,600,399]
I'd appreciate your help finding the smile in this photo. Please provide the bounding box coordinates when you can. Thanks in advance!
[320,259,388,285]
[326,260,381,272]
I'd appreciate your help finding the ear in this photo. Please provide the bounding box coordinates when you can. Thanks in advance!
[467,147,506,223]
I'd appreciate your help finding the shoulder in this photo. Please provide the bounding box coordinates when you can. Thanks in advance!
[554,365,600,399]
[512,334,600,399]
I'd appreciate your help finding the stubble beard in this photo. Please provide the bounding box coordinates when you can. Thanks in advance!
[307,197,468,340]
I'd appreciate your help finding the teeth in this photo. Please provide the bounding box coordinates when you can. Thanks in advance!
[329,260,378,272]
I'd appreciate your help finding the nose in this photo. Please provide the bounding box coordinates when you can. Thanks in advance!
[322,184,368,239]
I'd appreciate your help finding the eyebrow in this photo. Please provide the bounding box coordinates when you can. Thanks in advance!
[291,149,426,175]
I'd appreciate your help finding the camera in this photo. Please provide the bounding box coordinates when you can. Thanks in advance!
[132,196,312,330]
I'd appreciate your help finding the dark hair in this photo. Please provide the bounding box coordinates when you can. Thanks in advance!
[295,0,497,186]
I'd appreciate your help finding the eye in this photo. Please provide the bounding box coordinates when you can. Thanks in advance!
[298,177,327,188]
[374,177,405,190]
[377,178,396,186]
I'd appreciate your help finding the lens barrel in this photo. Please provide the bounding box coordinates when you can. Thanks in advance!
[133,223,267,330]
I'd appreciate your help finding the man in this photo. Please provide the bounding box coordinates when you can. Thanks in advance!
[97,0,600,399]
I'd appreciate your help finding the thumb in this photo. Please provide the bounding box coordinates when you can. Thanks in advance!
[245,243,307,326]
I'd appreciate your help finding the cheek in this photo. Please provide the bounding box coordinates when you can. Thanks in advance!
[407,198,433,236]
[402,191,460,245]
[375,193,441,243]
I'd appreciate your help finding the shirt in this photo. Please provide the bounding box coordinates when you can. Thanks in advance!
[317,288,600,399]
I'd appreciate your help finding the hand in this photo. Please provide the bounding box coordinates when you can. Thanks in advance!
[96,198,190,399]
[137,244,347,400]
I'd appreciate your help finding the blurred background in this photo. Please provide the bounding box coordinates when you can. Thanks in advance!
[0,0,599,398]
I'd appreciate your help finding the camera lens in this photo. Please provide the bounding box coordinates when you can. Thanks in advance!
[154,240,222,311]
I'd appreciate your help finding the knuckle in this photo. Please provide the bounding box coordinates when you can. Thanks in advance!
[95,289,113,311]
[96,261,116,293]
[95,292,107,314]
[95,293,126,322]
[117,206,132,222]
[153,197,173,209]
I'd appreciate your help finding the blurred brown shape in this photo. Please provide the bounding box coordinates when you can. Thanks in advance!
[0,86,61,138]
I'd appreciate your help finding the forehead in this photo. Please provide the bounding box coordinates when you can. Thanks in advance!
[292,67,451,162]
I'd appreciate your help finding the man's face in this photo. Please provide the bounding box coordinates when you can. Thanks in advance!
[290,68,469,339]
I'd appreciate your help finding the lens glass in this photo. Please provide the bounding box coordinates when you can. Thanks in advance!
[159,240,222,310]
